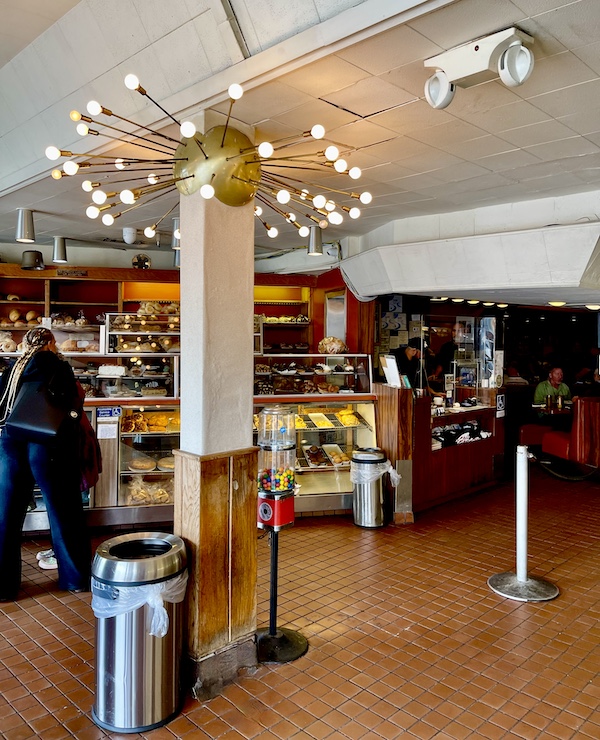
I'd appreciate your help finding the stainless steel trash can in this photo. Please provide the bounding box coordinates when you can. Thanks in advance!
[351,448,387,528]
[91,532,187,734]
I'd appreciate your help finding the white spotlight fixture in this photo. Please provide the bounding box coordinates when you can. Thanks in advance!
[122,227,137,244]
[424,27,534,109]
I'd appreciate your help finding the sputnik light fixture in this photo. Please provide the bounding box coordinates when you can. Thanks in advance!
[44,77,373,243]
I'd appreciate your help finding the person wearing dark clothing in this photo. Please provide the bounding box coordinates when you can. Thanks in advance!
[392,337,427,389]
[0,328,91,600]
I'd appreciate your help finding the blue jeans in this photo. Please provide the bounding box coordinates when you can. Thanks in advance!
[0,435,91,598]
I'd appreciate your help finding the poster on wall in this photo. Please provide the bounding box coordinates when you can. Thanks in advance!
[478,316,496,381]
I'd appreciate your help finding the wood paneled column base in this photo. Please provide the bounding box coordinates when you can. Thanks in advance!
[174,447,258,698]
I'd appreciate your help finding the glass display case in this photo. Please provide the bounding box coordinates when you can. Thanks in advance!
[118,405,180,507]
[254,353,372,398]
[253,398,376,512]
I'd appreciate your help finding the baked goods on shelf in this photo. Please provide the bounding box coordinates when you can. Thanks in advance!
[128,457,157,472]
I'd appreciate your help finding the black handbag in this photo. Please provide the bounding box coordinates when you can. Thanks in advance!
[4,380,80,444]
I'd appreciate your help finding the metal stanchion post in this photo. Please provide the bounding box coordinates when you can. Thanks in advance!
[488,445,559,602]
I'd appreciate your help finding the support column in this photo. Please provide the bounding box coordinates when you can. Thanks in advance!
[174,188,258,698]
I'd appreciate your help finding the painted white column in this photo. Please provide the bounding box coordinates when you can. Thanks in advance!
[179,190,255,456]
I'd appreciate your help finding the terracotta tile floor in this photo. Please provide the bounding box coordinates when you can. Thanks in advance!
[1,465,599,739]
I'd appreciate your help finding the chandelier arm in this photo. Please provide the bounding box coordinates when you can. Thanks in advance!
[92,107,182,145]
[106,186,179,219]
[81,118,177,153]
[83,129,179,157]
[152,202,179,229]
[135,88,181,127]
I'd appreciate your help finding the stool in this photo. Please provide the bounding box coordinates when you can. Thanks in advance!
[519,423,548,447]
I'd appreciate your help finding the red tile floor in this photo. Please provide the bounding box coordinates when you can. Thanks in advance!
[1,464,599,739]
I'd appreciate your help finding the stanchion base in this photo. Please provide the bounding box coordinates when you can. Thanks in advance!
[256,627,309,663]
[488,572,559,602]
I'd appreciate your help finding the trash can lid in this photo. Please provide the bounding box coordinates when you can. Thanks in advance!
[92,532,187,586]
[351,447,386,463]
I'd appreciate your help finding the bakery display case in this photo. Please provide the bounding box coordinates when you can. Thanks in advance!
[253,397,377,513]
[118,406,180,507]
[254,353,372,398]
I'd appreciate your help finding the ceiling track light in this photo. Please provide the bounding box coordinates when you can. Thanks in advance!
[423,27,534,109]
[45,79,373,242]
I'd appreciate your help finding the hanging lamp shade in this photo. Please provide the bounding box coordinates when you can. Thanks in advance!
[173,248,180,268]
[16,209,35,243]
[171,217,180,249]
[21,250,45,270]
[52,236,68,263]
[307,225,323,256]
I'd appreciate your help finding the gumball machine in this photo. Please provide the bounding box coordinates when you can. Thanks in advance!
[256,406,308,662]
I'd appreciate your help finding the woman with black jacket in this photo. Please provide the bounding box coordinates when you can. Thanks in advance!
[0,328,91,600]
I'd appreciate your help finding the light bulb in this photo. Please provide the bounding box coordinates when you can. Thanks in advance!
[180,121,196,138]
[585,304,600,310]
[497,303,508,308]
[200,183,215,199]
[267,227,278,238]
[51,169,63,180]
[87,100,102,116]
[348,166,361,180]
[120,189,135,204]
[359,191,372,204]
[548,301,566,307]
[298,225,310,237]
[254,205,263,217]
[349,207,360,219]
[76,123,89,136]
[310,124,325,139]
[324,145,339,161]
[174,227,180,240]
[70,110,82,122]
[276,189,291,204]
[124,73,140,90]
[318,219,329,229]
[45,146,61,160]
[334,158,347,173]
[81,180,95,192]
[102,213,115,226]
[483,302,495,307]
[451,298,464,303]
[144,226,156,238]
[92,190,107,204]
[467,300,480,305]
[115,158,125,170]
[257,141,274,158]
[228,83,244,100]
[286,212,296,223]
[86,205,100,219]
[63,161,79,175]
[313,194,326,209]
[328,211,343,225]
[147,173,158,184]
[325,200,336,211]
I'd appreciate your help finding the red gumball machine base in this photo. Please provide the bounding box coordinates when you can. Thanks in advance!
[257,490,295,531]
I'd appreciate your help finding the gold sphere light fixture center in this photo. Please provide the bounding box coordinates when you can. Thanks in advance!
[174,125,260,207]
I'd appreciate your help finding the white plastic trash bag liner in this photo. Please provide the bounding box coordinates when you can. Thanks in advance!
[351,448,401,487]
[92,570,188,638]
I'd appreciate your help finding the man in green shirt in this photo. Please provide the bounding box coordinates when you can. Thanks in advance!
[533,366,572,405]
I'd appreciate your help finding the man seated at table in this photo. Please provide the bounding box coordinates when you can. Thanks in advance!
[533,365,572,405]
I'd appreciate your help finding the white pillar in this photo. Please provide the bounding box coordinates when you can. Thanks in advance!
[179,191,255,455]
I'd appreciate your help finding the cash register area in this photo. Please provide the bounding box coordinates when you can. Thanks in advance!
[0,466,598,739]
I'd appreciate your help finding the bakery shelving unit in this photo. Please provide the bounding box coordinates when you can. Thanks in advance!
[253,353,377,513]
[254,284,312,353]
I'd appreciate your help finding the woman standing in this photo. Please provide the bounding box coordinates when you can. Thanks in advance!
[0,327,91,600]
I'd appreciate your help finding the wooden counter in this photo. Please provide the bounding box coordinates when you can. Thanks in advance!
[374,383,505,521]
